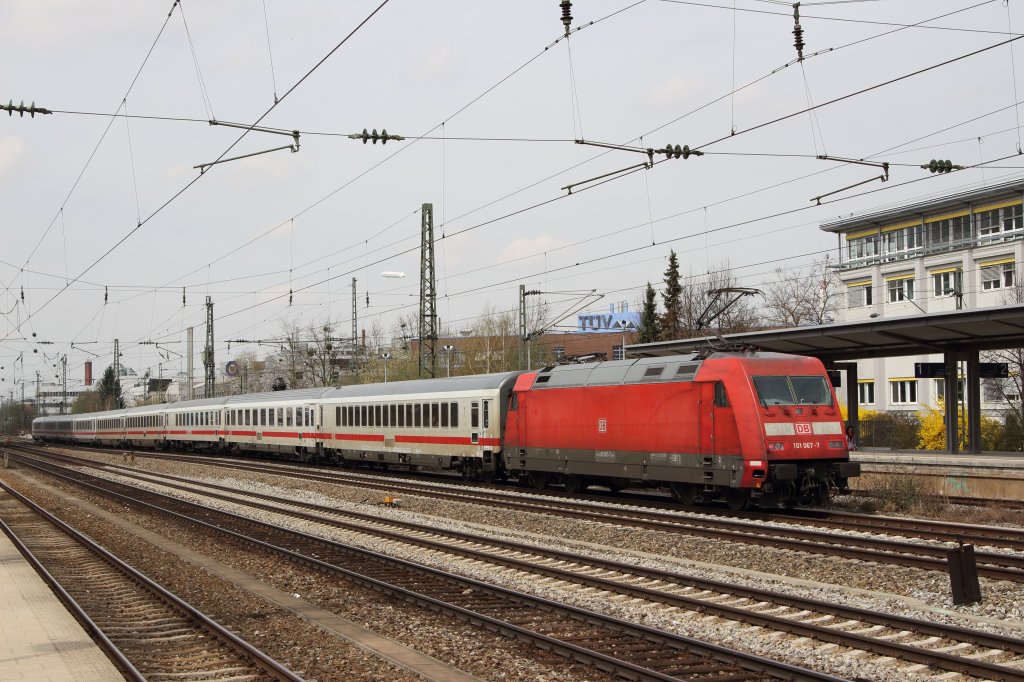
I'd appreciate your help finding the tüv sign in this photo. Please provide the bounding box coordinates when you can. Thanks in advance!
[577,312,641,333]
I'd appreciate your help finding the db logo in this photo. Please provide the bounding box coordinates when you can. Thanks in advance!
[795,423,812,435]
[598,419,607,433]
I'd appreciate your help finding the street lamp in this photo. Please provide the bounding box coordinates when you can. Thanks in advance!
[442,345,455,378]
[614,319,634,360]
[380,352,392,383]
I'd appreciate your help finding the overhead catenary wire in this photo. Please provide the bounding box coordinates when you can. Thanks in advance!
[1,0,394,343]
[16,2,1024,372]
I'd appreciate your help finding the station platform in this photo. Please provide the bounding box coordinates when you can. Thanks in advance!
[850,450,1024,501]
[0,527,122,681]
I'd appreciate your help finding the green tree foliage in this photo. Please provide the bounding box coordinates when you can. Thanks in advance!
[659,250,683,341]
[638,282,661,344]
[96,365,123,411]
[917,399,1003,450]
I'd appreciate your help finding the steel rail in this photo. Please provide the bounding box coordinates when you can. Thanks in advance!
[9,452,844,682]
[0,480,302,681]
[27,451,1024,681]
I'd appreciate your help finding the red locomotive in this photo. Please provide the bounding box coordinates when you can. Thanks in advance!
[504,352,858,508]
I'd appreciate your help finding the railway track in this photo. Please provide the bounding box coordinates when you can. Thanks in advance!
[29,441,1024,551]
[0,480,301,682]
[27,443,1024,583]
[33,450,1024,679]
[6,449,844,682]
[12,445,1024,679]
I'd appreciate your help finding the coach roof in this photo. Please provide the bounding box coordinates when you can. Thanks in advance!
[322,372,522,400]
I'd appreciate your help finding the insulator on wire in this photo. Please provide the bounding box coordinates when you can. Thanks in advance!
[289,289,293,305]
[105,286,109,304]
[181,287,185,307]
[663,144,702,160]
[348,128,405,144]
[2,100,52,118]
[792,4,805,63]
[560,0,573,36]
[923,159,961,174]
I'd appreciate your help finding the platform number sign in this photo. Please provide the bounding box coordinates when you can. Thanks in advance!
[598,418,607,433]
[795,422,812,435]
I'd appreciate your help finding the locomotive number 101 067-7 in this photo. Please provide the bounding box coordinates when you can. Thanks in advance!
[792,441,821,449]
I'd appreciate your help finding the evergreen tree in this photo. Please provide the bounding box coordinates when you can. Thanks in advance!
[97,365,124,411]
[659,250,683,340]
[638,282,661,343]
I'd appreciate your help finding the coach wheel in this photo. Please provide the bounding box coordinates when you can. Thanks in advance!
[563,475,585,494]
[670,482,697,506]
[526,472,549,490]
[724,489,750,511]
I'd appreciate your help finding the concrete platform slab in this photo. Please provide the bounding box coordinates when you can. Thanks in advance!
[0,526,122,681]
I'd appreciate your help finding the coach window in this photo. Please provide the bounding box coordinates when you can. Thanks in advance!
[284,408,291,427]
[431,403,439,427]
[450,402,458,427]
[403,404,410,427]
[382,404,390,427]
[372,405,379,427]
[440,403,449,427]
[412,404,420,427]
[471,402,479,429]
[397,404,405,427]
[714,381,729,407]
[387,404,395,427]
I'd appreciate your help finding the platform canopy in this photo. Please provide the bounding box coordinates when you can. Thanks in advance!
[629,303,1024,362]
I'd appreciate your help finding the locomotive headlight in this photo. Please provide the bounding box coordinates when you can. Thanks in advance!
[767,441,785,451]
[828,440,844,449]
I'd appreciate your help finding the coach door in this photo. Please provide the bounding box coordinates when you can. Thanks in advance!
[698,383,716,455]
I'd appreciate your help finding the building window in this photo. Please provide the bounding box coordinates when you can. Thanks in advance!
[847,284,873,307]
[858,381,875,404]
[934,378,964,404]
[848,234,879,261]
[887,278,914,302]
[981,261,1016,290]
[553,345,565,361]
[613,344,624,361]
[932,269,962,298]
[890,379,917,404]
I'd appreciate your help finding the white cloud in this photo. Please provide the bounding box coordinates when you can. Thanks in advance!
[0,136,25,178]
[497,234,571,264]
[648,76,698,107]
[416,43,456,80]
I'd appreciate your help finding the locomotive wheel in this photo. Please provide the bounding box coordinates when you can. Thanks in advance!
[563,475,584,494]
[724,489,750,511]
[670,482,697,506]
[526,472,549,490]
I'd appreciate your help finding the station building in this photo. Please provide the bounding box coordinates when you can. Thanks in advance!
[821,178,1023,414]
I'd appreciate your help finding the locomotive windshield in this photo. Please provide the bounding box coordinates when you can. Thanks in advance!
[753,376,832,406]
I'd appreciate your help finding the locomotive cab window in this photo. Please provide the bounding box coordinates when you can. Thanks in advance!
[714,381,729,407]
[753,376,833,406]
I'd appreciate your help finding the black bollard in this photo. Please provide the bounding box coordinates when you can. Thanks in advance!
[948,541,982,605]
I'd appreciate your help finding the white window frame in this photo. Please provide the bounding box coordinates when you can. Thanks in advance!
[857,381,875,405]
[887,278,915,303]
[847,284,873,308]
[932,270,962,298]
[890,379,918,404]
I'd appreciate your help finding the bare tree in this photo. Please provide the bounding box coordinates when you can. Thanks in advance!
[679,263,762,337]
[762,258,839,328]
[982,278,1024,450]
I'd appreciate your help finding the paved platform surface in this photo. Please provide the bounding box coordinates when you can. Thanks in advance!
[0,527,122,681]
[852,450,1024,469]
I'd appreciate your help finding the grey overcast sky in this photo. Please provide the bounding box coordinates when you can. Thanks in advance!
[2,0,1024,389]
